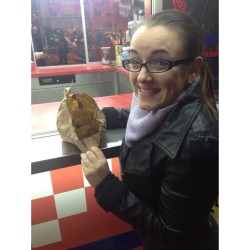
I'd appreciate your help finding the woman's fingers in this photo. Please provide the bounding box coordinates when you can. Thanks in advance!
[81,147,104,167]
[80,152,90,166]
[85,150,98,163]
[80,147,111,188]
[88,146,105,160]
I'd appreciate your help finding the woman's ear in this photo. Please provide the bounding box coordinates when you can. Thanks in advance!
[188,56,203,82]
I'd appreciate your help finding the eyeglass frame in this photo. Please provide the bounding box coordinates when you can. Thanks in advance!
[122,57,194,73]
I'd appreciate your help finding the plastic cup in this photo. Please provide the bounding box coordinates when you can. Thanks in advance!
[101,47,111,64]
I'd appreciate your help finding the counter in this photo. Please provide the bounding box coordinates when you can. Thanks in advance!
[31,64,131,104]
[31,93,132,174]
[31,64,129,78]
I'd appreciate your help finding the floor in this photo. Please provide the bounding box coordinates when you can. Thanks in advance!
[31,159,143,249]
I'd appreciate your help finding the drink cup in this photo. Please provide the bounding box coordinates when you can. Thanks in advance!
[101,47,111,64]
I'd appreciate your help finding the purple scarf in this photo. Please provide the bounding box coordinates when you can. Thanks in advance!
[125,83,197,147]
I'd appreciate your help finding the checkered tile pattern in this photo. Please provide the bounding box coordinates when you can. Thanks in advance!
[31,158,140,249]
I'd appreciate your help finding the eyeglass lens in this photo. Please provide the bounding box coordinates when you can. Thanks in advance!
[124,59,171,72]
[148,60,170,72]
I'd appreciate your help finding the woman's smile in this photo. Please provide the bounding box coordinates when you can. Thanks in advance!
[138,86,161,96]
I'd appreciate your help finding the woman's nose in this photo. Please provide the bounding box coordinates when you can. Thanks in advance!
[137,66,152,82]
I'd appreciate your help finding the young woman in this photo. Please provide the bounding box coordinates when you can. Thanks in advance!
[81,10,218,250]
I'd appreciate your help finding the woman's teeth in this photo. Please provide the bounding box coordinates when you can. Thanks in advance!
[139,87,159,94]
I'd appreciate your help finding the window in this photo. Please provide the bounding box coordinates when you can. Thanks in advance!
[31,0,133,67]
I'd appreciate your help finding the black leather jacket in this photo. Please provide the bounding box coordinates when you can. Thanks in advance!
[96,84,218,250]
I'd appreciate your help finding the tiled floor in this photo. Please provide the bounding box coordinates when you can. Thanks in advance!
[31,159,143,249]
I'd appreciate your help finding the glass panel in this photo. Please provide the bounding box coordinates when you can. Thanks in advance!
[83,0,132,63]
[31,0,135,66]
[31,0,86,67]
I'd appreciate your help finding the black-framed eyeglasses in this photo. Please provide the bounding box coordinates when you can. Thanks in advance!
[122,57,194,73]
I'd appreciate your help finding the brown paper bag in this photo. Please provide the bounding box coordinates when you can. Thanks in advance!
[56,87,106,153]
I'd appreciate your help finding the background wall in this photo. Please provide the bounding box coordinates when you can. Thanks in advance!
[162,0,219,100]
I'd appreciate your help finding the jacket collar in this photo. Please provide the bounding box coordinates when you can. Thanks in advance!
[153,84,201,159]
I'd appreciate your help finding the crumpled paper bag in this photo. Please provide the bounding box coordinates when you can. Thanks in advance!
[56,87,106,153]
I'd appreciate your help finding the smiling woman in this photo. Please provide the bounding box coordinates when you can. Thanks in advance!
[81,9,218,250]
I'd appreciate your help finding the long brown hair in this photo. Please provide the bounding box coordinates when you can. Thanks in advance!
[142,10,218,120]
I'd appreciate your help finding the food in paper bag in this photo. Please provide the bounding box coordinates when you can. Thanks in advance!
[56,87,106,152]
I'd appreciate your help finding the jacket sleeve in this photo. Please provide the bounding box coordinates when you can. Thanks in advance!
[102,107,130,129]
[94,135,218,243]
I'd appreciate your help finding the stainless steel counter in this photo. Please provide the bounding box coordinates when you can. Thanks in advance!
[31,128,125,174]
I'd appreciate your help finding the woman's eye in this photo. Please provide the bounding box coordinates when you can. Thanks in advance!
[151,60,169,68]
[130,59,141,65]
[155,60,167,65]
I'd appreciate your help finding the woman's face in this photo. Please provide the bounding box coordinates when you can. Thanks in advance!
[129,26,191,112]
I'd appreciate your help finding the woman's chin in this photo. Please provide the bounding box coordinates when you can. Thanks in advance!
[138,101,156,112]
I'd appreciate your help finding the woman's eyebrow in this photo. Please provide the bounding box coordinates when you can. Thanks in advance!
[151,49,170,54]
[128,48,137,54]
[128,48,170,55]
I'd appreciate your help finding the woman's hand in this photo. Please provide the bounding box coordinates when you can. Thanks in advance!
[81,146,111,188]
